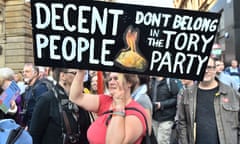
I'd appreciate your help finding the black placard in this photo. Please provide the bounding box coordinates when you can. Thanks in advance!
[31,0,221,80]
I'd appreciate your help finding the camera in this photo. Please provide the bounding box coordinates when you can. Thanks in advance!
[63,133,81,144]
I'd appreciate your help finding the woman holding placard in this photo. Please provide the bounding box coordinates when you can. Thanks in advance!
[70,71,149,144]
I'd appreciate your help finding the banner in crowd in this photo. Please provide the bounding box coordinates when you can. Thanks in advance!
[31,0,221,80]
[0,81,20,114]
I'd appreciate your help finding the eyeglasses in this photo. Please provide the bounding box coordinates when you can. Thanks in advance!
[22,70,31,74]
[64,71,77,75]
[108,76,118,82]
[206,65,216,70]
[216,64,223,67]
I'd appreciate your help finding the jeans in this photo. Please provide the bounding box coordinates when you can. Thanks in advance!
[152,120,174,144]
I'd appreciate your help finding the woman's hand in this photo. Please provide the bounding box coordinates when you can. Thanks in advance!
[111,74,128,110]
[8,100,18,114]
[10,100,17,109]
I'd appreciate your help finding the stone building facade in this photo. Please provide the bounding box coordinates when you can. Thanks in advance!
[174,0,216,11]
[0,0,32,72]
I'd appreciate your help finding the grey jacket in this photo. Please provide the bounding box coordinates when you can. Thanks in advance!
[178,80,240,144]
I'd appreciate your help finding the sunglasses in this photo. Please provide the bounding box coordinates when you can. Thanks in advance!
[206,65,216,70]
[64,71,77,75]
[108,76,118,81]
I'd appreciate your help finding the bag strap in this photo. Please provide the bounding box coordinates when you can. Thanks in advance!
[6,127,24,144]
[52,87,71,140]
[125,107,149,136]
[166,78,171,92]
[151,78,158,102]
[62,109,72,135]
[101,107,149,136]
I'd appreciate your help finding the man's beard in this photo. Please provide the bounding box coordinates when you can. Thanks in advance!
[24,78,31,84]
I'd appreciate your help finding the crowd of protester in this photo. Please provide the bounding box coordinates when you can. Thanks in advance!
[0,58,240,143]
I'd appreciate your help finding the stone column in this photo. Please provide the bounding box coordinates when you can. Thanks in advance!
[4,0,33,71]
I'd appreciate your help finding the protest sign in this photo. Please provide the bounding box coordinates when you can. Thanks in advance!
[0,81,20,114]
[31,0,221,80]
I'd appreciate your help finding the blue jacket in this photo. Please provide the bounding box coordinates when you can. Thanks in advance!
[217,72,239,91]
[23,79,49,127]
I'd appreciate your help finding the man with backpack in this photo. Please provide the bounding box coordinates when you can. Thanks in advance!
[150,76,179,144]
[21,63,50,128]
[29,68,92,144]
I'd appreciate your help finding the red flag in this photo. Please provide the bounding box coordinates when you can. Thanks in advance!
[97,71,104,94]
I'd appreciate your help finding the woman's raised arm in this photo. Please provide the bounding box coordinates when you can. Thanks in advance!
[69,70,99,112]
